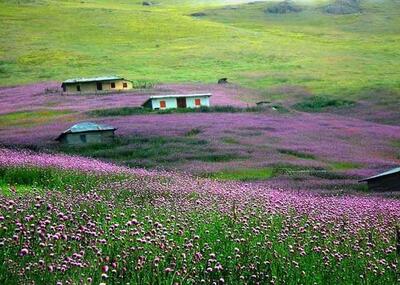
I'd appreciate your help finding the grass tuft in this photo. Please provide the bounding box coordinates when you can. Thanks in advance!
[205,167,274,181]
[278,149,316,159]
[185,128,202,137]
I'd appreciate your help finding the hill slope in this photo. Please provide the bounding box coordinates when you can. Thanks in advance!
[0,0,399,100]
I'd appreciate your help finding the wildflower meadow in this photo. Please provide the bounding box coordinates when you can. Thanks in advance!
[0,0,399,284]
[0,148,399,284]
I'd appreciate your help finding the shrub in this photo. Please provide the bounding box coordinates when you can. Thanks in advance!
[309,170,351,180]
[87,105,267,117]
[323,0,361,15]
[185,128,202,137]
[293,96,355,112]
[132,80,155,89]
[278,149,316,159]
[87,107,148,117]
[266,1,303,14]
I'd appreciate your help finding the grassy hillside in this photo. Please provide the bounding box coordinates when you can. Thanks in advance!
[0,0,399,99]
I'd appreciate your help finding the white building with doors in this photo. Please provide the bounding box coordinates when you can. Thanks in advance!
[142,93,211,110]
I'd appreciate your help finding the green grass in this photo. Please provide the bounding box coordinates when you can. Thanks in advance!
[0,166,126,192]
[87,107,149,117]
[204,164,315,181]
[0,0,398,103]
[330,161,361,171]
[309,170,352,180]
[0,110,73,128]
[221,136,240,145]
[204,163,354,182]
[0,181,38,196]
[278,148,316,159]
[206,167,274,181]
[293,96,355,112]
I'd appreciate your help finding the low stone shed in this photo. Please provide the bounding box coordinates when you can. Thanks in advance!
[56,122,116,145]
[359,167,400,192]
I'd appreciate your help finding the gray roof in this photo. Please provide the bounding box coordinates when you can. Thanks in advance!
[62,76,124,84]
[359,167,400,182]
[56,122,116,140]
[149,93,212,99]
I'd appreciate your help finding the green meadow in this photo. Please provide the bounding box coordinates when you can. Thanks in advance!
[0,0,399,100]
[0,110,73,128]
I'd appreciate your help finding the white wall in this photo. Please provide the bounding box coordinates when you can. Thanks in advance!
[151,96,210,110]
[151,97,177,110]
[186,96,210,108]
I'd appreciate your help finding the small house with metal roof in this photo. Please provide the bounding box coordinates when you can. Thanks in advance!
[56,122,116,144]
[61,76,133,94]
[142,93,212,110]
[359,167,400,192]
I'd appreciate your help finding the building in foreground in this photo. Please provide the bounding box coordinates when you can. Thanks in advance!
[142,93,211,110]
[56,122,116,144]
[61,76,133,94]
[359,167,400,191]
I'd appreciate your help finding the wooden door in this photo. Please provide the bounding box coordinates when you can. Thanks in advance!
[177,97,186,108]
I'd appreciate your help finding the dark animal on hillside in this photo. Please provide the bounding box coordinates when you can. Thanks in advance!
[218,78,228,84]
[191,12,207,17]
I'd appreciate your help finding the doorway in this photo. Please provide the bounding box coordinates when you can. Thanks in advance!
[96,82,102,91]
[177,97,187,108]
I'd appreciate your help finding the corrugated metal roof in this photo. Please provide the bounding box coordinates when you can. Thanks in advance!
[62,122,116,134]
[359,167,400,182]
[149,93,212,99]
[62,76,124,84]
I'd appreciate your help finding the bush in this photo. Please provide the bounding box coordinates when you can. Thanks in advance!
[87,105,267,117]
[309,170,351,180]
[185,128,202,137]
[278,149,316,159]
[323,0,361,15]
[293,96,355,112]
[266,1,302,14]
[132,80,155,89]
[87,107,148,117]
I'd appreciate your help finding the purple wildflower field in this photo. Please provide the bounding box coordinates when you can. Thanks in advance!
[0,82,399,194]
[2,107,399,190]
[0,82,250,115]
[0,147,399,284]
[0,148,150,176]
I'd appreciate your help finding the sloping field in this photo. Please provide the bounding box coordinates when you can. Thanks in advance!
[1,104,399,192]
[0,0,399,101]
[0,79,399,193]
